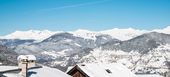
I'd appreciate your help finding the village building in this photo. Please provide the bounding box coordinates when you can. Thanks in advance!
[67,63,137,77]
[0,55,71,77]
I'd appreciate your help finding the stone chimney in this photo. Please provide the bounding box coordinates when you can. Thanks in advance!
[17,55,36,77]
[27,55,36,68]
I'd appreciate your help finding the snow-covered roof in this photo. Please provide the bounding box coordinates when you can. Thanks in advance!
[0,66,19,72]
[17,55,36,61]
[0,66,71,77]
[67,63,137,77]
[26,55,36,60]
[17,55,27,60]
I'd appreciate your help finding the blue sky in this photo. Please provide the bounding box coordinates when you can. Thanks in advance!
[0,0,170,35]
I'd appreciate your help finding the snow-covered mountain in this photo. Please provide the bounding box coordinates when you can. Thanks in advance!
[101,32,170,53]
[80,44,170,74]
[0,45,18,65]
[0,30,59,41]
[71,29,97,40]
[0,26,170,74]
[71,28,147,41]
[100,28,147,41]
[80,32,170,74]
[153,26,170,34]
[0,26,170,41]
[0,39,35,48]
[5,31,169,73]
[12,32,116,71]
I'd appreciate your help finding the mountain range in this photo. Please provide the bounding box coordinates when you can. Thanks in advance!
[0,26,170,74]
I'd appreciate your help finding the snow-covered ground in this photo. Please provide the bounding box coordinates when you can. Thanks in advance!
[136,74,163,77]
[80,44,170,74]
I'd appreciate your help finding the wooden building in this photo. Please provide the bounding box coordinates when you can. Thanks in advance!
[67,63,137,77]
[67,65,89,77]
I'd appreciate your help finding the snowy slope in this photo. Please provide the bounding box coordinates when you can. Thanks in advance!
[70,28,146,41]
[80,44,170,74]
[70,29,97,40]
[153,26,170,34]
[100,28,147,41]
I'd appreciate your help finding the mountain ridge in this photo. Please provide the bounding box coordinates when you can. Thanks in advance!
[0,27,170,74]
[1,26,170,41]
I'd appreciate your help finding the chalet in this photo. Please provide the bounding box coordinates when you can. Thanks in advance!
[67,63,137,77]
[0,55,71,77]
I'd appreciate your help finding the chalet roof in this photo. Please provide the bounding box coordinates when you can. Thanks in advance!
[67,63,137,77]
[0,66,71,77]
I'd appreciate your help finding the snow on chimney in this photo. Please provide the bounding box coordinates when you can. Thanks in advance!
[17,55,36,77]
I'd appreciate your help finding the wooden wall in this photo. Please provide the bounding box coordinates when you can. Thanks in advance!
[72,71,85,77]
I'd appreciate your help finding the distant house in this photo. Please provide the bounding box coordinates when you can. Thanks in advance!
[0,55,71,77]
[67,63,137,77]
